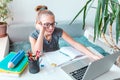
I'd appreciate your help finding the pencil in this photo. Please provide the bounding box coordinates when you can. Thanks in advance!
[8,50,25,68]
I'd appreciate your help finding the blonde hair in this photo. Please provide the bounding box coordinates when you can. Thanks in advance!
[35,5,55,22]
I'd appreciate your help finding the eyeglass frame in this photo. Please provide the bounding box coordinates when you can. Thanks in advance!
[39,22,57,28]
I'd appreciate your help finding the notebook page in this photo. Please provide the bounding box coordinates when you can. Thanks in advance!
[59,46,84,59]
[43,51,72,66]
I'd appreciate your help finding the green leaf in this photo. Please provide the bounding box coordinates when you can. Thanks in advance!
[94,0,101,41]
[116,6,120,44]
[98,16,102,37]
[83,6,87,30]
[69,0,92,25]
[103,14,110,34]
[102,1,109,34]
[100,0,106,14]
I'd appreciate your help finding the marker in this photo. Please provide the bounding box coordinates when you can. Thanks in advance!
[8,50,25,68]
[27,50,33,61]
[35,50,41,60]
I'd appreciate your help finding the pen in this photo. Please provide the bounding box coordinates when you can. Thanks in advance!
[27,50,33,61]
[27,50,41,61]
[8,50,25,68]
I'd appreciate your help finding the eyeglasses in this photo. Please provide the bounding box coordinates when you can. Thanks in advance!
[40,22,57,28]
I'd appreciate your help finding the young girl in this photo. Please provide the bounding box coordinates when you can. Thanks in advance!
[29,5,103,60]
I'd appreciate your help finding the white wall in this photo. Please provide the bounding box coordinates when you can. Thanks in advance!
[9,0,97,25]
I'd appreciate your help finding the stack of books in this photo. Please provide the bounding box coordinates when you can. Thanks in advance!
[0,52,28,77]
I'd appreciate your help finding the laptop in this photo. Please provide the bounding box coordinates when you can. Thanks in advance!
[61,51,120,80]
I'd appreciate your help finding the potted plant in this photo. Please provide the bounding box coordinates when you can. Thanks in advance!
[70,0,120,66]
[70,0,120,51]
[0,0,13,38]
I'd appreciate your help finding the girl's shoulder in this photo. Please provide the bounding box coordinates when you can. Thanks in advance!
[53,27,63,37]
[30,29,39,39]
[54,27,63,32]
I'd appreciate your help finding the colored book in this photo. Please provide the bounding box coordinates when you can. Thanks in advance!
[0,52,28,77]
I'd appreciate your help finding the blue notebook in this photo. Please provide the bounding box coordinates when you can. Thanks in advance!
[0,52,28,77]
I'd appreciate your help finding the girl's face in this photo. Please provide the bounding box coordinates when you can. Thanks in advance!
[40,14,56,35]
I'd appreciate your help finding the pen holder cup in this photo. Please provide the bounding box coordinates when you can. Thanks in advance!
[28,59,40,74]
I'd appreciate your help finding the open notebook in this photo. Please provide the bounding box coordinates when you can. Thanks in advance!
[42,46,85,66]
[59,46,84,59]
[42,46,103,67]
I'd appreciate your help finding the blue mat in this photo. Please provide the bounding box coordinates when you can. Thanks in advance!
[59,36,109,56]
[10,36,109,56]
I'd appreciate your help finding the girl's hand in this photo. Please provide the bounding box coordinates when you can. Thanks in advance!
[36,22,45,33]
[90,54,103,61]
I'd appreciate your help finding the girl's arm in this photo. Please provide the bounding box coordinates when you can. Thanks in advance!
[29,23,45,54]
[61,30,103,60]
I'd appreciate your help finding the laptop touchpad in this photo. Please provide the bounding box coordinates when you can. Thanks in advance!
[61,58,90,74]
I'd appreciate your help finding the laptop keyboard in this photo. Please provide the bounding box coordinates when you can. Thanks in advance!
[69,65,88,80]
